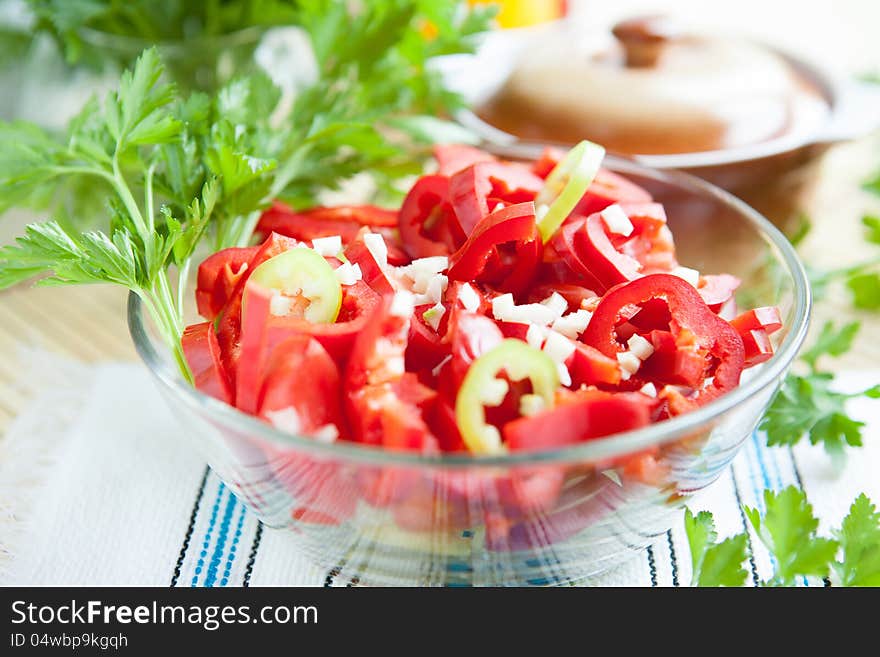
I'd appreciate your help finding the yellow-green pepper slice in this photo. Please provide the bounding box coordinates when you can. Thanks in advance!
[455,339,559,454]
[247,247,342,323]
[535,139,605,243]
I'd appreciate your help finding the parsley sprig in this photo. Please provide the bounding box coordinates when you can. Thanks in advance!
[759,321,880,458]
[0,2,492,378]
[685,486,880,587]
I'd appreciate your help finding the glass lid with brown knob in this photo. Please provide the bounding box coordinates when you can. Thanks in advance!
[475,15,831,157]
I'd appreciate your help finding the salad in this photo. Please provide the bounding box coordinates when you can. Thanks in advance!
[182,142,783,458]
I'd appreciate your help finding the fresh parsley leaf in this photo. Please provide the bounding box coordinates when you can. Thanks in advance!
[745,486,839,586]
[760,371,876,457]
[846,271,880,310]
[862,215,880,245]
[684,509,748,587]
[800,321,860,371]
[865,171,880,197]
[833,494,880,586]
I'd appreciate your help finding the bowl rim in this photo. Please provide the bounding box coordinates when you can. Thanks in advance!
[128,156,811,469]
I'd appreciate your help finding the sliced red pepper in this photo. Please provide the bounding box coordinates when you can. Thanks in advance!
[257,335,345,436]
[567,342,622,387]
[503,390,658,451]
[552,212,642,293]
[730,306,782,334]
[258,202,396,238]
[405,304,450,374]
[447,311,505,389]
[697,274,741,313]
[582,274,745,409]
[181,322,234,404]
[216,232,301,379]
[616,203,678,273]
[531,146,566,179]
[397,174,462,258]
[527,282,598,313]
[447,202,541,294]
[343,228,394,296]
[575,168,653,217]
[344,296,437,451]
[195,246,259,320]
[434,144,496,176]
[449,162,543,235]
[640,329,708,388]
[739,327,774,367]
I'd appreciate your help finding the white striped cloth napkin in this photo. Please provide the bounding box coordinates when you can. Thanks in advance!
[1,359,877,587]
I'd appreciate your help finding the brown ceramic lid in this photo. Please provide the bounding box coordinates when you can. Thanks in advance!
[476,16,830,155]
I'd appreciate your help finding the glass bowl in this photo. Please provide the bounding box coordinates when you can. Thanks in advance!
[128,157,810,586]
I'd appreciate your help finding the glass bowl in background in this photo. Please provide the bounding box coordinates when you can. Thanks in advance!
[128,158,810,586]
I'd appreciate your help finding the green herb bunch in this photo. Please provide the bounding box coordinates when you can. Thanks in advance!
[0,1,493,378]
[686,486,880,587]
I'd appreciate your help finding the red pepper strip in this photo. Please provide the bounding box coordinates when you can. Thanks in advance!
[503,390,658,451]
[405,304,451,374]
[582,274,745,408]
[567,342,622,387]
[697,274,741,312]
[617,203,678,273]
[257,202,402,257]
[195,246,259,320]
[397,174,463,259]
[447,202,541,294]
[345,298,437,450]
[449,162,543,235]
[343,228,394,296]
[257,335,345,436]
[434,144,496,176]
[639,329,708,388]
[216,232,301,380]
[181,322,234,404]
[552,212,642,293]
[574,168,653,217]
[528,282,598,313]
[531,146,567,179]
[447,312,505,388]
[730,306,782,334]
[739,328,774,367]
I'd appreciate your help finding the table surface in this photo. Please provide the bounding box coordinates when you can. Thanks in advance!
[2,1,880,436]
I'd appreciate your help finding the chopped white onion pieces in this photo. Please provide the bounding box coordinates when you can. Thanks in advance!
[671,265,700,287]
[313,424,340,444]
[639,382,658,398]
[400,256,448,293]
[334,261,362,285]
[363,232,388,269]
[551,309,592,339]
[265,407,302,435]
[616,351,642,381]
[542,331,576,364]
[526,324,546,348]
[457,282,481,312]
[311,235,342,257]
[423,302,446,331]
[519,394,546,417]
[540,292,568,318]
[481,378,510,407]
[557,363,572,387]
[389,290,415,318]
[492,293,558,325]
[627,334,655,360]
[600,204,634,237]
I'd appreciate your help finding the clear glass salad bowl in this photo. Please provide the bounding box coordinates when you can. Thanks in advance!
[128,157,810,586]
